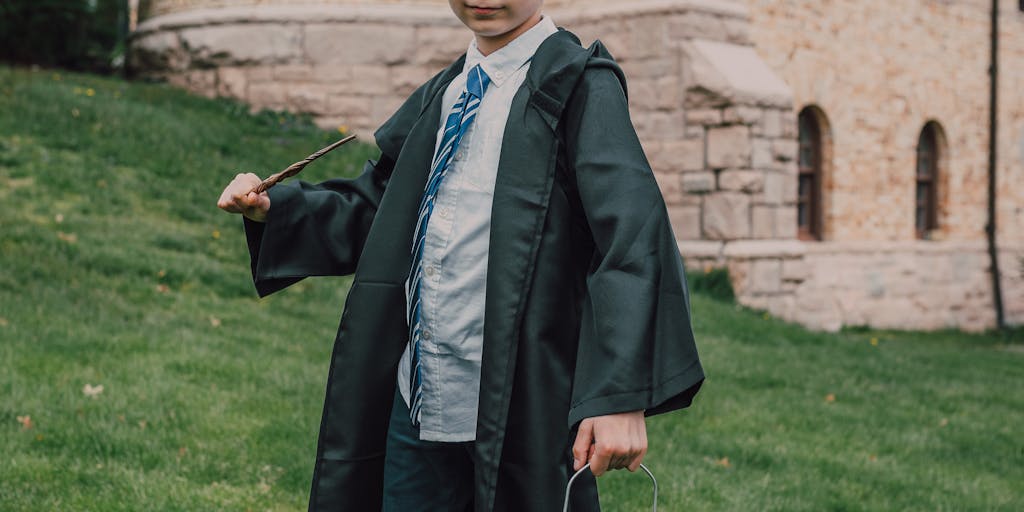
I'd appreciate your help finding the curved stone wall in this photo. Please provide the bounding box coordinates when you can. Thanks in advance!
[130,0,758,138]
[141,0,448,18]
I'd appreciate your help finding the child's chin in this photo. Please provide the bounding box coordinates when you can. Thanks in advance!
[466,21,512,36]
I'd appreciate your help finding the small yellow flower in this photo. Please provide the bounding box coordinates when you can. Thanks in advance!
[870,337,879,346]
[211,230,221,240]
[338,125,349,135]
[52,73,61,81]
[86,88,95,97]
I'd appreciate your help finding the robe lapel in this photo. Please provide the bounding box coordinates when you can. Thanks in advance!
[474,82,558,481]
[474,29,593,509]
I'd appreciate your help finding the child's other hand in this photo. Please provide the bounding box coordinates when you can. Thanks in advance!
[572,410,648,476]
[217,172,270,222]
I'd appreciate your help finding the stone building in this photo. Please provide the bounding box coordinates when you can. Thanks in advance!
[131,0,1024,332]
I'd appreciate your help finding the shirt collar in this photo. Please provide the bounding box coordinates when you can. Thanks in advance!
[463,15,558,88]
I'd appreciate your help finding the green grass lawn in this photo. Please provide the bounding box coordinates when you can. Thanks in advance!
[1,66,1022,511]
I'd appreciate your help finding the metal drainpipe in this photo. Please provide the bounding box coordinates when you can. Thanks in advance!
[986,0,1006,330]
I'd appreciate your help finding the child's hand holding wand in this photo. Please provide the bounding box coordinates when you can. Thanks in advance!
[215,134,357,223]
[217,172,270,222]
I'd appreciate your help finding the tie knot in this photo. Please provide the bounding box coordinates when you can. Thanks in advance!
[466,64,491,99]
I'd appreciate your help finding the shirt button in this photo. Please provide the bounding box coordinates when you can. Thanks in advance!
[422,330,432,340]
[425,266,437,277]
[455,148,467,161]
[439,207,451,219]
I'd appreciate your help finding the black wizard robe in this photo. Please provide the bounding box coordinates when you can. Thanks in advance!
[242,28,704,512]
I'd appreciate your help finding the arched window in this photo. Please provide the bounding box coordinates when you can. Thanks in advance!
[915,123,941,238]
[797,108,823,240]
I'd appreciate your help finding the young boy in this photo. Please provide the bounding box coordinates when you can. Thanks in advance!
[217,1,703,510]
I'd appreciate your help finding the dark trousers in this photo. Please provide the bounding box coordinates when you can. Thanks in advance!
[382,390,475,512]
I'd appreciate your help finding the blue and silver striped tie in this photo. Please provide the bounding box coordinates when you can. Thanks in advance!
[406,64,492,426]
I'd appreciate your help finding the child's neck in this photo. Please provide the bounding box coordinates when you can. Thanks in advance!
[474,12,544,56]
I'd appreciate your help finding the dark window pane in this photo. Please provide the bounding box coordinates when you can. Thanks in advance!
[917,157,930,178]
[799,114,812,142]
[800,147,812,167]
[915,123,940,238]
[797,107,823,240]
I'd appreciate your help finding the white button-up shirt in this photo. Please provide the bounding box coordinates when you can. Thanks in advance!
[397,16,559,442]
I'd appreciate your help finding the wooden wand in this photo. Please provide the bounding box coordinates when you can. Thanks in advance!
[250,134,358,194]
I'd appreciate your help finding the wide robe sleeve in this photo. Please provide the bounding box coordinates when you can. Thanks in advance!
[242,154,394,297]
[563,62,705,428]
[240,58,455,298]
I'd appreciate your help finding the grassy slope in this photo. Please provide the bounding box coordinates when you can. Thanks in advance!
[0,67,1021,511]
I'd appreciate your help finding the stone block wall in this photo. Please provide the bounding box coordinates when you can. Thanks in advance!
[665,105,799,241]
[683,239,1024,332]
[736,0,1024,329]
[747,0,1024,246]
